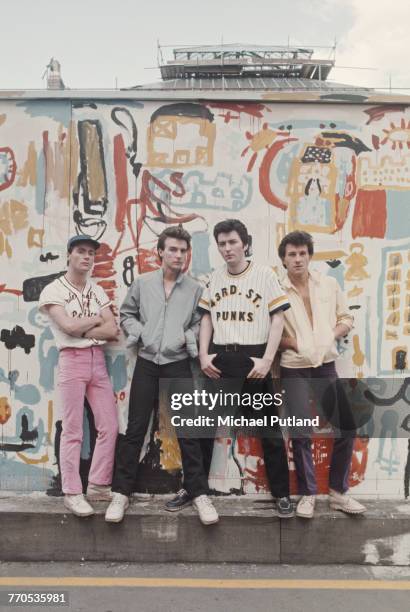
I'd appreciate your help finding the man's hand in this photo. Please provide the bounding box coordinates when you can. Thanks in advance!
[200,353,221,379]
[84,322,120,341]
[247,357,272,379]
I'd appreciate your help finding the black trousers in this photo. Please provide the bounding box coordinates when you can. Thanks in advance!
[211,344,290,498]
[112,357,213,498]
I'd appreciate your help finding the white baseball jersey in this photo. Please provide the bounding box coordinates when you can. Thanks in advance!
[199,262,290,345]
[39,276,111,350]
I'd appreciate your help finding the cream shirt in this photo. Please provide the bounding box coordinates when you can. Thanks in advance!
[280,270,353,368]
[38,276,111,350]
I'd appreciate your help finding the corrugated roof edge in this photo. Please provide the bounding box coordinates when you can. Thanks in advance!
[0,88,409,104]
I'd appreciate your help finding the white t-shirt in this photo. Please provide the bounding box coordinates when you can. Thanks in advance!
[38,276,111,350]
[199,262,290,345]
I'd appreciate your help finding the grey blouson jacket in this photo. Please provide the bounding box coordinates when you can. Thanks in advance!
[120,268,203,365]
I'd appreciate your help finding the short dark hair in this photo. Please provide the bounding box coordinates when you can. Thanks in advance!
[278,231,314,260]
[213,219,249,246]
[157,225,191,255]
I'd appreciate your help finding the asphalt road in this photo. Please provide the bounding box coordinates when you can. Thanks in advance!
[1,562,410,612]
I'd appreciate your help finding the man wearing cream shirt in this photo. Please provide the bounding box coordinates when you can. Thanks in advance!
[278,231,366,518]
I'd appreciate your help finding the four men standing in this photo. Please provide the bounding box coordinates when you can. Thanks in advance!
[41,222,364,520]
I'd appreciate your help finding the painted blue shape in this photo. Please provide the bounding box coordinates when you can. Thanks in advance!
[365,297,371,367]
[277,145,299,183]
[327,263,345,290]
[28,307,59,392]
[0,368,41,404]
[35,148,46,215]
[191,232,211,277]
[16,100,71,126]
[105,353,127,393]
[385,191,410,239]
[0,455,54,492]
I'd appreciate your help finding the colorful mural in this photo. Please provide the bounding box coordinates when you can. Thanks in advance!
[0,97,409,497]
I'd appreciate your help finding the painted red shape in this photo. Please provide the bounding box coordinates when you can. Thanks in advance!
[364,105,409,125]
[259,138,298,210]
[207,102,268,122]
[352,189,386,238]
[0,147,17,192]
[0,284,23,296]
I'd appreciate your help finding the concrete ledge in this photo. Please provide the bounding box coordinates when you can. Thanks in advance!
[1,494,409,565]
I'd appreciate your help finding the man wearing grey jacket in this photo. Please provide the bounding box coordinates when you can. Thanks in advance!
[105,226,218,525]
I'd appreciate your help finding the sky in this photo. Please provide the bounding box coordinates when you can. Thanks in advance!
[1,0,409,91]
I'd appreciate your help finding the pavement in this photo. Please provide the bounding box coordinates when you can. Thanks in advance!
[1,562,410,612]
[1,493,410,565]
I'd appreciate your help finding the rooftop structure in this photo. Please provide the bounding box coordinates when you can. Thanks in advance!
[158,43,335,82]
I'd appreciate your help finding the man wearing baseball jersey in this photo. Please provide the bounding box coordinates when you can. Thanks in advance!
[198,219,294,518]
[278,230,366,518]
[39,235,119,517]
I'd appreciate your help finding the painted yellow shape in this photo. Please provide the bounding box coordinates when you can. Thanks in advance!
[312,250,347,261]
[389,253,402,267]
[27,227,45,248]
[17,141,37,187]
[0,200,29,235]
[386,311,400,326]
[0,114,5,126]
[385,330,398,340]
[388,298,400,311]
[345,243,369,281]
[387,269,401,282]
[352,334,365,369]
[16,452,49,465]
[387,284,401,297]
[0,396,11,425]
[0,232,12,258]
[276,223,286,248]
[157,398,181,470]
[358,154,410,191]
[2,577,410,590]
[147,116,216,168]
[348,286,363,298]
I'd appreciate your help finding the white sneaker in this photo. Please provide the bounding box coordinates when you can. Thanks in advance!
[105,492,130,523]
[64,494,95,517]
[329,489,366,514]
[192,495,219,525]
[86,483,113,502]
[296,495,316,519]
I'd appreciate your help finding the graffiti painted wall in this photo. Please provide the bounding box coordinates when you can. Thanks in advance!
[0,98,409,497]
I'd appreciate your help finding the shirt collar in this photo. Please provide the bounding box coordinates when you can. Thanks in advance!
[282,268,321,290]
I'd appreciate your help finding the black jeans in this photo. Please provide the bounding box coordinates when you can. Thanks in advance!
[211,344,290,499]
[112,357,213,498]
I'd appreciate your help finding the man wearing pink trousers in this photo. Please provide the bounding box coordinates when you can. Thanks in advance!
[39,235,119,516]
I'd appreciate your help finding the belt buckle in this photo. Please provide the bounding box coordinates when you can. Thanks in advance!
[226,343,239,352]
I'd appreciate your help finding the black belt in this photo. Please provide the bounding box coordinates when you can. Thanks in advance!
[213,343,266,352]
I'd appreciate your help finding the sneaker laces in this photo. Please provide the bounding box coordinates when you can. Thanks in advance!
[110,494,126,506]
[197,495,214,508]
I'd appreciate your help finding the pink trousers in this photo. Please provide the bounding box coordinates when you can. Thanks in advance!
[58,346,119,494]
